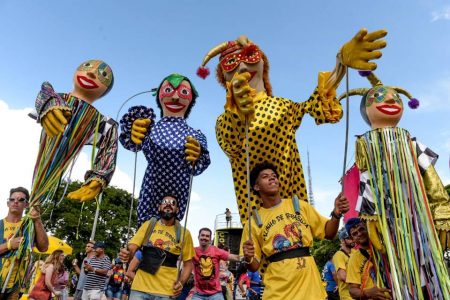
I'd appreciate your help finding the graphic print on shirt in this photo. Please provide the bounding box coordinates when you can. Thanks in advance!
[199,255,215,280]
[271,221,304,253]
[148,230,181,253]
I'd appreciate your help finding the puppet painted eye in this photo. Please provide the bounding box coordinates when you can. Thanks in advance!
[164,86,174,93]
[226,57,236,65]
[102,71,108,77]
[180,87,190,96]
[84,62,91,67]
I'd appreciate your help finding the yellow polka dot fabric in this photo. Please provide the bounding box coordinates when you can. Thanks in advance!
[216,89,342,223]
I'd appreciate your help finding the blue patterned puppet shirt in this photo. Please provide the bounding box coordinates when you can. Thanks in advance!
[120,106,210,225]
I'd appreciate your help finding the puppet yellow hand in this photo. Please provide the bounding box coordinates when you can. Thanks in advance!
[367,220,385,253]
[340,28,387,70]
[41,109,72,138]
[185,136,201,164]
[230,72,256,117]
[67,179,102,202]
[131,118,151,145]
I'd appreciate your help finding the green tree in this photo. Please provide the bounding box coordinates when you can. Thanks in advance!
[311,237,340,271]
[40,181,137,259]
[445,184,450,197]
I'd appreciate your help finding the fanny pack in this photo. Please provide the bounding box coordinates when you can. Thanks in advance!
[139,245,167,275]
[138,217,182,274]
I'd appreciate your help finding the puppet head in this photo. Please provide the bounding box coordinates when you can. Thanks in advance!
[338,71,419,129]
[155,73,199,118]
[197,35,273,96]
[72,59,114,104]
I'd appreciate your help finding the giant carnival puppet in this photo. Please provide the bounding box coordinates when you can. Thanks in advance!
[2,59,118,291]
[119,73,210,225]
[339,71,450,299]
[196,29,387,222]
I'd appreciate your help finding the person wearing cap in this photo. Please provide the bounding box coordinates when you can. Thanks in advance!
[345,218,391,300]
[82,241,112,300]
[119,195,195,300]
[241,162,349,300]
[118,73,210,226]
[197,30,387,224]
[0,186,48,300]
[331,229,355,300]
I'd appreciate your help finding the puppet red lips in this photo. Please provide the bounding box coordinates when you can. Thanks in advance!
[164,102,186,113]
[376,105,401,115]
[77,76,99,89]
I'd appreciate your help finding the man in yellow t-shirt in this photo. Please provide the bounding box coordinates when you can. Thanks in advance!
[119,195,194,299]
[0,187,48,300]
[241,162,349,300]
[345,218,391,299]
[332,228,354,300]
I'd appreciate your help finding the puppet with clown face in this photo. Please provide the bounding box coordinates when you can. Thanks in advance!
[197,30,387,222]
[340,71,450,299]
[33,59,118,201]
[119,74,210,225]
[6,60,118,290]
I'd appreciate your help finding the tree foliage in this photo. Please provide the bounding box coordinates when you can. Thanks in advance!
[40,181,137,259]
[311,237,340,271]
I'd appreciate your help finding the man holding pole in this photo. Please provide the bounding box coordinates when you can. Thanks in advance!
[241,162,349,299]
[119,195,195,299]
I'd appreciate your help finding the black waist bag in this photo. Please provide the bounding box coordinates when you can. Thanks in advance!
[139,245,166,275]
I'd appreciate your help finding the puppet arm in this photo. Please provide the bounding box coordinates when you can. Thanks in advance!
[119,105,156,152]
[293,73,343,128]
[216,73,256,160]
[423,164,450,249]
[68,118,118,202]
[35,82,72,138]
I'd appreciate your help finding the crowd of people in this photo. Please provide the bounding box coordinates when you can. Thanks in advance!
[1,30,449,300]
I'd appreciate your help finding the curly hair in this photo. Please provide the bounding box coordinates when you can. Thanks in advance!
[250,162,279,195]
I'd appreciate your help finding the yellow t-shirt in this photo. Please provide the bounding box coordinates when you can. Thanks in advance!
[1,219,22,289]
[332,249,353,300]
[346,249,375,291]
[129,220,195,297]
[240,199,328,300]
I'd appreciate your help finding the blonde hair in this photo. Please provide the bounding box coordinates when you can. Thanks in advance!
[43,249,65,274]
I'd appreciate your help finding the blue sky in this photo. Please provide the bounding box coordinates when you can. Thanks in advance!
[1,0,449,246]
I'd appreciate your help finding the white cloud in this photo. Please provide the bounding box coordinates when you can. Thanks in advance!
[0,100,134,218]
[431,6,450,22]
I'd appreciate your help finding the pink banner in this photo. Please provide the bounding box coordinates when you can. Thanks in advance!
[343,164,360,223]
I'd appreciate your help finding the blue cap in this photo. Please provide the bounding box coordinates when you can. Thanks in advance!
[93,241,106,249]
[115,258,122,264]
[345,218,361,235]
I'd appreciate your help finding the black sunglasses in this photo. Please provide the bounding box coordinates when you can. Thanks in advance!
[7,197,27,203]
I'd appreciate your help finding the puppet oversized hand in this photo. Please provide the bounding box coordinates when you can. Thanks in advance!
[67,179,102,202]
[367,219,386,253]
[227,72,256,117]
[340,28,387,70]
[185,136,201,164]
[41,109,72,138]
[131,118,151,145]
